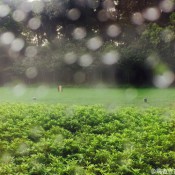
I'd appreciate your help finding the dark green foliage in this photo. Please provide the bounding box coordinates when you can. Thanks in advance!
[0,104,175,174]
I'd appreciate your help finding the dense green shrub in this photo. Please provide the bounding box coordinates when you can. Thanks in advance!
[0,104,175,174]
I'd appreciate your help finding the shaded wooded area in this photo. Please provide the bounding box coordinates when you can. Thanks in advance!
[0,0,175,87]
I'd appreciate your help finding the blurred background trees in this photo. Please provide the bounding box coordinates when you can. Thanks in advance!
[0,0,175,87]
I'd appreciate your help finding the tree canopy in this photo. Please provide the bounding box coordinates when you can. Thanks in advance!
[0,0,175,86]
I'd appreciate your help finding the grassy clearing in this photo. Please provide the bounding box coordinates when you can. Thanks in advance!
[0,104,175,174]
[0,85,175,107]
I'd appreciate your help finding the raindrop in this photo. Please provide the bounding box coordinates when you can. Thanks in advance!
[153,71,175,88]
[78,54,93,67]
[12,10,26,22]
[8,49,20,59]
[28,17,41,30]
[19,1,32,13]
[143,7,161,21]
[0,32,15,45]
[54,134,64,144]
[159,0,175,13]
[102,50,120,65]
[87,0,100,9]
[11,38,25,52]
[1,153,12,163]
[64,52,77,64]
[161,28,174,43]
[67,8,81,21]
[106,24,121,38]
[146,54,159,68]
[13,83,26,97]
[25,46,38,58]
[74,71,86,83]
[72,27,87,40]
[36,85,49,98]
[0,4,10,17]
[17,143,29,155]
[97,10,108,22]
[25,67,38,79]
[125,88,138,101]
[87,37,103,51]
[131,12,144,25]
[31,1,44,14]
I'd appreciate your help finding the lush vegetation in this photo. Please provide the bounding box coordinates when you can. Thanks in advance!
[0,104,175,174]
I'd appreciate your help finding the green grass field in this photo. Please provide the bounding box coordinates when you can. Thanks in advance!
[0,85,175,107]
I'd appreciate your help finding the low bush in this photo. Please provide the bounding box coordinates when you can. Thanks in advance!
[0,104,175,174]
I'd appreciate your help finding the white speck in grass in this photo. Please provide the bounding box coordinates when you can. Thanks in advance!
[11,38,25,52]
[159,0,175,13]
[0,4,10,17]
[78,54,93,67]
[87,37,103,51]
[102,50,120,65]
[107,24,121,38]
[143,7,161,21]
[25,67,38,79]
[67,8,81,21]
[153,71,175,88]
[131,12,144,25]
[13,83,26,97]
[28,17,41,30]
[0,32,15,45]
[72,27,87,40]
[25,46,38,58]
[64,52,77,64]
[12,10,26,22]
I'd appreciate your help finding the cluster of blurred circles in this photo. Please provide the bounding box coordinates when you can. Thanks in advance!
[0,0,174,87]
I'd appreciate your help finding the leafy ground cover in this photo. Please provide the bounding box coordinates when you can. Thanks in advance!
[0,86,175,107]
[0,104,175,174]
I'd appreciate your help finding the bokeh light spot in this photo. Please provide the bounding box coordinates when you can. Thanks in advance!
[87,37,103,51]
[153,71,175,88]
[67,8,81,21]
[0,4,10,17]
[72,27,87,40]
[102,50,120,65]
[131,12,144,25]
[64,52,77,64]
[97,10,108,22]
[143,7,161,21]
[78,54,93,67]
[74,71,86,83]
[25,46,38,58]
[0,32,15,45]
[25,67,38,79]
[107,24,121,38]
[13,83,26,97]
[28,17,41,30]
[31,1,44,14]
[11,38,25,52]
[159,0,175,13]
[12,10,26,22]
